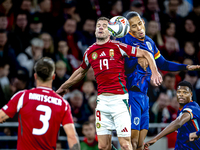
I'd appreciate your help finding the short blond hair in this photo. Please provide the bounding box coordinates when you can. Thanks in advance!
[55,60,66,69]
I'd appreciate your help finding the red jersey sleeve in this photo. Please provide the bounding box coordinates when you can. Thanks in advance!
[118,42,137,57]
[2,90,26,118]
[80,50,90,69]
[62,101,74,125]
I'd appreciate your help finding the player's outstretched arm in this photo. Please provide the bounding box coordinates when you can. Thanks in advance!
[56,67,89,96]
[144,112,190,149]
[136,49,162,86]
[0,109,9,123]
[63,123,80,150]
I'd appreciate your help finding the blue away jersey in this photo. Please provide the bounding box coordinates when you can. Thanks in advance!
[175,101,200,150]
[116,32,187,94]
[116,33,161,94]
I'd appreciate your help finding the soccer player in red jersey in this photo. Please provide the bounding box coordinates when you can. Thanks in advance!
[57,17,162,150]
[0,57,80,150]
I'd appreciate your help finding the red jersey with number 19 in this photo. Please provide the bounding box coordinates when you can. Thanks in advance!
[81,40,137,95]
[2,87,73,150]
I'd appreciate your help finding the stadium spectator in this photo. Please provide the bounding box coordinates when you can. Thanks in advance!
[20,0,32,13]
[160,73,176,99]
[0,13,8,30]
[187,0,200,34]
[79,18,96,55]
[52,60,70,91]
[56,141,63,150]
[82,80,96,100]
[0,0,14,31]
[29,12,43,38]
[123,0,145,19]
[68,90,91,125]
[17,38,44,78]
[37,0,55,35]
[55,40,80,75]
[109,0,123,17]
[11,11,31,54]
[146,20,164,48]
[0,29,20,77]
[149,93,171,135]
[40,32,55,59]
[88,95,97,123]
[80,121,98,150]
[56,18,83,60]
[0,59,10,107]
[0,57,80,150]
[179,18,199,47]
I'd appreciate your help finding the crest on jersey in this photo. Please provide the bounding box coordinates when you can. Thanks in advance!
[109,49,114,60]
[134,117,140,126]
[146,42,152,51]
[96,122,101,129]
[92,52,98,60]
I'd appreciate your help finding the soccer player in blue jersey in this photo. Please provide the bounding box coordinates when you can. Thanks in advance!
[116,11,200,150]
[144,81,200,150]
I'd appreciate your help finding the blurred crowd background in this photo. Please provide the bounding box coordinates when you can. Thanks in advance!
[0,0,200,149]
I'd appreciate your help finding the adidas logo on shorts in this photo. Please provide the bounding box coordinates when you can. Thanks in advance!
[121,127,128,132]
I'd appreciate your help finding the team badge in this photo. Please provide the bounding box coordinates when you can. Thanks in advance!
[96,122,101,129]
[92,52,98,60]
[109,49,114,60]
[146,42,152,51]
[134,117,140,126]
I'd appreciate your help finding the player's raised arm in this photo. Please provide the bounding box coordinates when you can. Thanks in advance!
[63,123,80,150]
[136,48,162,86]
[144,112,191,149]
[56,67,89,96]
[0,109,9,123]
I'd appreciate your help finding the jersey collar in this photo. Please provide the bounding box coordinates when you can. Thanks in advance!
[128,31,145,42]
[37,86,52,91]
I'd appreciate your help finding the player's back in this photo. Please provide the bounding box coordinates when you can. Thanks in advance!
[16,87,71,150]
[82,40,137,95]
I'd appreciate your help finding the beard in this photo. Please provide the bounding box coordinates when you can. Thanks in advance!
[96,35,109,41]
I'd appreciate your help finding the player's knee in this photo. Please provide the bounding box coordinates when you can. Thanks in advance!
[120,143,130,150]
[131,138,138,149]
[98,143,109,150]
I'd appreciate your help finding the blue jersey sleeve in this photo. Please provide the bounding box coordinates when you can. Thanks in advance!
[155,55,187,71]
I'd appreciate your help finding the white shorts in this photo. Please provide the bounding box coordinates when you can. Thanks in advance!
[95,93,131,137]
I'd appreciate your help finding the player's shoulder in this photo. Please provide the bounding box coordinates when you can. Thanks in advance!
[85,43,98,54]
[145,35,155,44]
[10,89,27,99]
[183,101,199,112]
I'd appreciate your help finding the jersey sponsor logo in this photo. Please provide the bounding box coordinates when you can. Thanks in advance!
[121,127,128,132]
[29,93,62,106]
[109,49,114,60]
[134,117,140,126]
[100,51,106,57]
[92,52,98,60]
[146,42,152,51]
[3,105,8,110]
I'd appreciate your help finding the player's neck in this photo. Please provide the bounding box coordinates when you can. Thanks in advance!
[96,37,110,45]
[36,80,52,89]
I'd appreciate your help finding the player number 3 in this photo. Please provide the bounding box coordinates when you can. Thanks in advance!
[32,105,52,135]
[100,59,109,70]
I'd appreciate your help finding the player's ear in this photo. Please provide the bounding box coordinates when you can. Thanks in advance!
[190,91,193,99]
[34,73,37,80]
[52,74,56,80]
[142,19,145,25]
